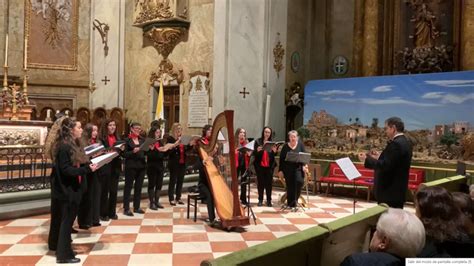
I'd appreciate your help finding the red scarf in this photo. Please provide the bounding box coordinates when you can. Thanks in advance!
[75,163,82,184]
[261,150,270,167]
[91,137,96,144]
[128,132,139,139]
[154,141,161,150]
[107,134,116,147]
[179,144,185,164]
[244,153,250,168]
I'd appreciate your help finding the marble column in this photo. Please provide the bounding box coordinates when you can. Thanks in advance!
[361,0,379,76]
[352,0,365,77]
[90,0,125,109]
[461,0,474,70]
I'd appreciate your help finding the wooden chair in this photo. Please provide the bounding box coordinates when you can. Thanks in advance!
[308,163,322,194]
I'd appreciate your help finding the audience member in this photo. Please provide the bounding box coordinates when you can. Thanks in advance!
[341,208,425,266]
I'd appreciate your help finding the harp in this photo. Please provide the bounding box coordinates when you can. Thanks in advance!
[198,110,250,228]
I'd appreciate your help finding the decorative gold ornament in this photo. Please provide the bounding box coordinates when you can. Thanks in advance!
[134,1,173,25]
[145,27,187,59]
[273,33,285,78]
[149,58,184,86]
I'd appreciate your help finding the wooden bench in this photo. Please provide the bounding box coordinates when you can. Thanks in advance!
[318,162,425,201]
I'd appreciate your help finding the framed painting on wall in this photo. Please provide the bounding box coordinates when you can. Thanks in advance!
[24,0,79,70]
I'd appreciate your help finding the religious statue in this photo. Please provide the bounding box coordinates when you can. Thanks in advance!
[409,2,439,48]
[286,82,303,107]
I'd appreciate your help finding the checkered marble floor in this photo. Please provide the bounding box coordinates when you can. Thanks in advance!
[0,186,394,265]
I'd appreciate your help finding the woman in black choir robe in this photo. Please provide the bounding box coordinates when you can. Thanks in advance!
[235,128,251,205]
[98,119,123,221]
[167,123,192,205]
[47,117,98,264]
[123,122,146,216]
[197,124,217,226]
[146,127,167,210]
[77,123,102,229]
[278,130,308,208]
[253,126,277,207]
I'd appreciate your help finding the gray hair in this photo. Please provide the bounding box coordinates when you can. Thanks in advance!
[376,208,425,257]
[288,130,298,137]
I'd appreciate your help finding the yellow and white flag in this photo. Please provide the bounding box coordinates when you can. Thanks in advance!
[155,78,164,121]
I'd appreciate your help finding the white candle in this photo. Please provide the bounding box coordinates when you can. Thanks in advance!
[264,94,271,126]
[4,34,8,66]
[46,109,51,118]
[24,36,27,70]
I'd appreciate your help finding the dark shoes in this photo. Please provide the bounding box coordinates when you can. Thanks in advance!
[100,216,109,222]
[150,203,158,210]
[169,200,176,206]
[177,200,184,205]
[134,208,145,214]
[92,222,101,227]
[257,201,263,207]
[110,214,118,220]
[266,201,273,207]
[123,210,134,216]
[57,258,80,264]
[78,225,91,230]
[156,203,164,209]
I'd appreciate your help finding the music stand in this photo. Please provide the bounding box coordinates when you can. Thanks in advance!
[334,157,362,214]
[282,152,311,212]
[240,169,257,225]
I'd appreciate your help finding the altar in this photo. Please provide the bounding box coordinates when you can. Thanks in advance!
[0,120,51,146]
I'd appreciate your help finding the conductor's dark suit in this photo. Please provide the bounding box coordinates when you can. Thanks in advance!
[364,134,412,208]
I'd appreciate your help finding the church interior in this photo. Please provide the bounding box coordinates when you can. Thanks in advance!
[1,0,473,265]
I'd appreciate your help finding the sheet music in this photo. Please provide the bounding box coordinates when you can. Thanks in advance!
[84,143,104,156]
[139,138,157,152]
[335,157,362,180]
[179,135,200,145]
[90,151,119,169]
[238,140,255,152]
[263,141,285,152]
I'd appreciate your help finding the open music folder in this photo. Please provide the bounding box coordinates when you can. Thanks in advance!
[90,151,119,169]
[84,143,105,156]
[138,138,157,152]
[263,141,285,152]
[335,157,362,180]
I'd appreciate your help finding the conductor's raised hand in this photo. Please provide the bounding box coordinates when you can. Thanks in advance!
[369,150,380,160]
[358,152,367,162]
[89,163,98,172]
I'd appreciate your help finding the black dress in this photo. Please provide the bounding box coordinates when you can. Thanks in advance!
[236,142,250,204]
[166,136,192,203]
[48,143,91,260]
[78,140,101,227]
[253,138,276,204]
[123,136,146,212]
[279,141,305,207]
[98,135,122,219]
[146,140,166,207]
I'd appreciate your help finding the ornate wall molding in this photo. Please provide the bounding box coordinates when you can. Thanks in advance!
[273,34,285,78]
[145,27,188,59]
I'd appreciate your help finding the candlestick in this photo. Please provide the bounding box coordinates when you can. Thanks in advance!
[4,34,8,67]
[23,70,29,104]
[24,36,27,70]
